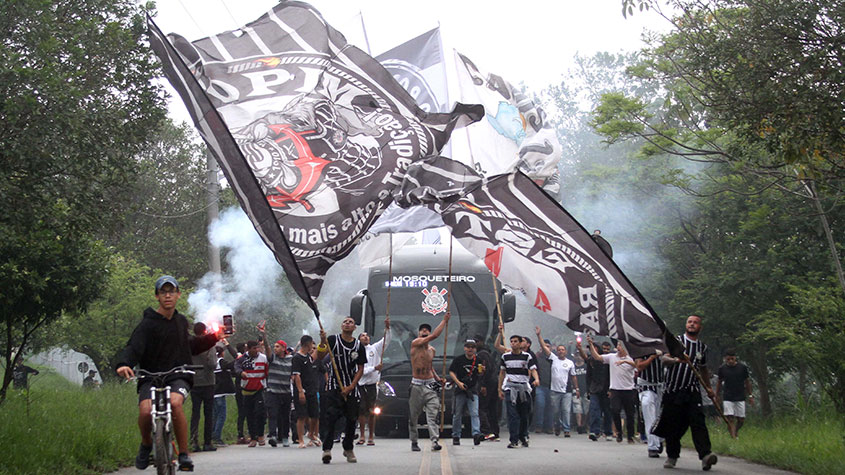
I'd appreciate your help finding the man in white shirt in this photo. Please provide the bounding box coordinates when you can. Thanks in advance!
[589,336,637,443]
[535,327,580,437]
[356,316,390,446]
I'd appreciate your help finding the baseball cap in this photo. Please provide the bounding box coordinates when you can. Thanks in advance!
[464,339,477,347]
[419,323,432,332]
[155,275,179,291]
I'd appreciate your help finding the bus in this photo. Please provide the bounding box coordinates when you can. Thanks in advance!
[349,242,515,437]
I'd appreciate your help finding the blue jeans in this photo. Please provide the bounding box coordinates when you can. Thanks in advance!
[452,392,480,438]
[550,390,573,432]
[532,386,552,431]
[589,391,612,436]
[504,390,531,444]
[212,396,227,441]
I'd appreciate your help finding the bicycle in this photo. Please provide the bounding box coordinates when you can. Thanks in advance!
[135,365,203,474]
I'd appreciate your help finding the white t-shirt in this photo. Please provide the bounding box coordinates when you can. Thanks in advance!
[547,352,576,393]
[601,352,636,390]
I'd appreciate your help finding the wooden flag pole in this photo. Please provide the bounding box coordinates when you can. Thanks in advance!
[316,316,346,401]
[439,236,454,432]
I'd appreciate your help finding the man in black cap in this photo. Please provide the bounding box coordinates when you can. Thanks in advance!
[116,275,222,472]
[408,313,450,452]
[449,339,484,446]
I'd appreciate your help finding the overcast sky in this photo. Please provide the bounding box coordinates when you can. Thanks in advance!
[152,0,669,123]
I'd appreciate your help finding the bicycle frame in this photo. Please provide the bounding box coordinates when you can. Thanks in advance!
[150,384,174,467]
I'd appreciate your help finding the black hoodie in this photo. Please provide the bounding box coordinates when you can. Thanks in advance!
[117,307,218,385]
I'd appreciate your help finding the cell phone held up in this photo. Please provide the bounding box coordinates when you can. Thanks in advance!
[222,315,234,335]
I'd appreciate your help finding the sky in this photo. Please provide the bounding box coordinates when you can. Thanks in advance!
[151,0,670,124]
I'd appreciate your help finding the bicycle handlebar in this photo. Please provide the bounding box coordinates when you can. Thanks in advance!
[135,364,204,380]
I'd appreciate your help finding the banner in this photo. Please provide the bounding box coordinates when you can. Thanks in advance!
[396,158,669,358]
[377,28,449,114]
[147,2,481,310]
[451,51,561,195]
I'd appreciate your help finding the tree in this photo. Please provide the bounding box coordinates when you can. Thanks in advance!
[0,0,166,402]
[102,120,229,286]
[598,0,845,294]
[46,254,169,381]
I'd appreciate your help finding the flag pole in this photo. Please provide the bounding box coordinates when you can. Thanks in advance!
[379,234,393,372]
[491,272,504,329]
[315,314,347,401]
[439,235,454,431]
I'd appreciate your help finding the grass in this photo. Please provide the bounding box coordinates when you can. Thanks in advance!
[0,365,240,475]
[682,412,845,474]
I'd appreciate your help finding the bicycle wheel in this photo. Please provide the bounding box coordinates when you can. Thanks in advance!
[153,419,172,475]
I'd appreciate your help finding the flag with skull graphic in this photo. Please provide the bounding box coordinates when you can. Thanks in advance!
[147,3,481,312]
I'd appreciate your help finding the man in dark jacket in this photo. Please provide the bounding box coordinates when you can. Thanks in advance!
[190,322,217,453]
[116,275,220,472]
[212,340,237,446]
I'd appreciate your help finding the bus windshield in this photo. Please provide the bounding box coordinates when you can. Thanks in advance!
[366,273,496,370]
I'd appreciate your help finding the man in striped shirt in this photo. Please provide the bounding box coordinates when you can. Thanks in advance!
[497,326,539,448]
[234,340,268,447]
[635,350,665,457]
[655,315,718,471]
[262,332,293,448]
[316,317,367,464]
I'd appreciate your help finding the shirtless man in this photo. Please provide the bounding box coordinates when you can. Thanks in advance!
[408,312,450,452]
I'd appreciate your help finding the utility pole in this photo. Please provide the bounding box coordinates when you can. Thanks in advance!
[206,149,222,297]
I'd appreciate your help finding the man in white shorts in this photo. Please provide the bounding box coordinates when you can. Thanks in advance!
[716,349,753,437]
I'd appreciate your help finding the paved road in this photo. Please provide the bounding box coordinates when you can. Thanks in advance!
[115,433,794,474]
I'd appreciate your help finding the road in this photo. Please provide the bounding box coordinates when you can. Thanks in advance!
[114,432,793,474]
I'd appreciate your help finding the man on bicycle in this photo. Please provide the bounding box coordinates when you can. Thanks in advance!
[116,275,222,472]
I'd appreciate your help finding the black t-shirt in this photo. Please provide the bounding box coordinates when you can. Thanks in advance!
[718,363,749,401]
[573,362,587,394]
[585,356,609,394]
[449,354,481,394]
[291,352,318,394]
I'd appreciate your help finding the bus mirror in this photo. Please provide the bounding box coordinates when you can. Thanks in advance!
[498,289,516,323]
[349,290,366,325]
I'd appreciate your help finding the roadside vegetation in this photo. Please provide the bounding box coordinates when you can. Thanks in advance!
[0,365,239,475]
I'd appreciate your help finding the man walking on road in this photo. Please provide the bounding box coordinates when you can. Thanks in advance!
[356,317,390,446]
[262,333,293,448]
[716,349,753,438]
[234,340,268,447]
[592,338,637,444]
[408,312,450,452]
[654,315,718,471]
[317,317,367,464]
[189,322,217,453]
[497,325,539,449]
[449,339,484,446]
[636,350,665,457]
[577,338,613,441]
[535,327,579,437]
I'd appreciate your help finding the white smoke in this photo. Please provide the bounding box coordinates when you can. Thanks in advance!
[188,206,369,336]
[188,207,285,327]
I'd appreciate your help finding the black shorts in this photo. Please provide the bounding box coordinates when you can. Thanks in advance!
[359,384,377,414]
[295,392,319,419]
[138,378,190,403]
[358,384,378,415]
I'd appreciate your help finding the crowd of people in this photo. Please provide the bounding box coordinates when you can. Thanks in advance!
[116,275,752,472]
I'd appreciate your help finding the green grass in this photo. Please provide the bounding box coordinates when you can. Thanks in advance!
[0,366,241,475]
[682,412,845,474]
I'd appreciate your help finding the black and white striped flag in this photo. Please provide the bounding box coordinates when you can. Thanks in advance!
[147,2,481,312]
[396,157,672,358]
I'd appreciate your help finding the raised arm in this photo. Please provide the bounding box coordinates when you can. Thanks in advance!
[412,312,450,347]
[535,326,551,356]
[587,336,602,361]
[316,329,329,359]
[494,324,507,354]
[636,352,660,372]
[575,338,589,361]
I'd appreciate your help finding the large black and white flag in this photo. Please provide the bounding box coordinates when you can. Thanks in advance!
[147,2,481,312]
[397,158,670,358]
